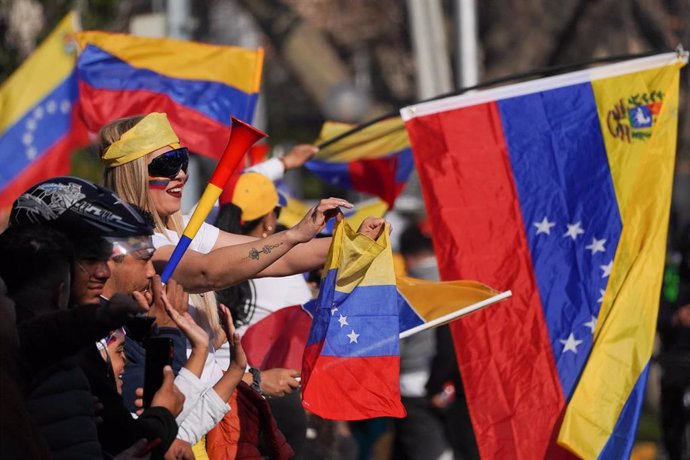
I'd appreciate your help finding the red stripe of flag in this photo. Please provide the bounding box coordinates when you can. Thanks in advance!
[79,82,231,159]
[406,102,566,458]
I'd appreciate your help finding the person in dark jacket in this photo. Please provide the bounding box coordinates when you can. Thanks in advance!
[7,177,185,458]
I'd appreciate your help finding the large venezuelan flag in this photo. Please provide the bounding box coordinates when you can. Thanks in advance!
[301,220,406,420]
[0,12,87,209]
[75,31,263,160]
[402,52,685,459]
[306,118,414,207]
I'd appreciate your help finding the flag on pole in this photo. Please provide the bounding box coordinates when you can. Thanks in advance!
[0,12,87,209]
[402,51,685,459]
[306,118,413,207]
[75,31,264,160]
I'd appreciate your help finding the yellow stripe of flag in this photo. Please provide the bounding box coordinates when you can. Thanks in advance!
[315,117,409,163]
[558,61,682,458]
[74,31,264,95]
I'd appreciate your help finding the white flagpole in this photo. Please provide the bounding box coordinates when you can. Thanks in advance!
[399,290,512,339]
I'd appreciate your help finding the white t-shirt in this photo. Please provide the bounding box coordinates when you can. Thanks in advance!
[153,218,224,385]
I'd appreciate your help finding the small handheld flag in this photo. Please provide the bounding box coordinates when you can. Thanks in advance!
[161,117,267,283]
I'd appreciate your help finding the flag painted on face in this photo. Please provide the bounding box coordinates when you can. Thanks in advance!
[75,31,263,160]
[0,12,87,209]
[402,52,684,459]
[301,220,406,420]
[306,118,413,207]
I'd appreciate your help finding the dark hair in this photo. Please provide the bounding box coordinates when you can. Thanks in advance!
[214,203,255,326]
[0,225,74,296]
[399,221,434,257]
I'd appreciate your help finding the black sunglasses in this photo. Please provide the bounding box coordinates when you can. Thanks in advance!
[148,147,189,179]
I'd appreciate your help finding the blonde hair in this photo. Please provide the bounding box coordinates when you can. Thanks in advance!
[99,115,224,343]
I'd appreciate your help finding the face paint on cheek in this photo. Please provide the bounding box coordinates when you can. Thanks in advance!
[149,179,170,190]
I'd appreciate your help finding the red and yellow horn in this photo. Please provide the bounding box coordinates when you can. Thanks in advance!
[162,117,267,282]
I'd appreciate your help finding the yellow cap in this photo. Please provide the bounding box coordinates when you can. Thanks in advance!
[232,173,282,222]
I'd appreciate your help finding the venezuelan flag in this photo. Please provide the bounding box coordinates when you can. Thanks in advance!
[402,52,685,459]
[306,118,413,207]
[0,12,86,208]
[75,31,263,160]
[301,220,406,420]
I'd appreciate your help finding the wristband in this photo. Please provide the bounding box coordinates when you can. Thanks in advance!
[249,366,262,393]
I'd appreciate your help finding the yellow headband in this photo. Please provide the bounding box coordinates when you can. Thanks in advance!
[102,113,181,167]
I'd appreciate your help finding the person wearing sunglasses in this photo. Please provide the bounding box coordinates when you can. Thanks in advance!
[98,113,386,379]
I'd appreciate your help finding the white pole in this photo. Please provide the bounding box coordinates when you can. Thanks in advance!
[399,290,512,339]
[454,0,479,88]
[406,0,453,99]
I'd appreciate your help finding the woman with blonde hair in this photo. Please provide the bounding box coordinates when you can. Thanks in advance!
[98,112,385,387]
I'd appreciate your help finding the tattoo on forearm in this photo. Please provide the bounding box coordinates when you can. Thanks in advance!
[247,243,282,260]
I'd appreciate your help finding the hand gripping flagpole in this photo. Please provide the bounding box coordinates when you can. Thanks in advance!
[161,117,267,283]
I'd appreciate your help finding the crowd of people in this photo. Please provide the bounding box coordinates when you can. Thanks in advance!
[0,111,455,460]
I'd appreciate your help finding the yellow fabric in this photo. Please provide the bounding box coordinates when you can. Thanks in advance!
[330,221,394,293]
[314,117,409,163]
[558,61,683,458]
[102,113,180,167]
[396,276,499,323]
[232,172,279,222]
[191,435,209,460]
[74,31,264,94]
[0,12,78,133]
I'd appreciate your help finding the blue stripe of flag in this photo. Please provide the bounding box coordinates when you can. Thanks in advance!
[0,72,78,190]
[77,44,256,126]
[497,83,623,398]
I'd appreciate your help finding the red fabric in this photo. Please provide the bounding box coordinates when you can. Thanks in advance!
[0,107,88,209]
[348,157,403,208]
[405,103,566,458]
[206,382,294,460]
[301,351,406,421]
[241,306,312,370]
[78,82,230,160]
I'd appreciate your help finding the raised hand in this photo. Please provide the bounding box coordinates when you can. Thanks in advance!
[357,217,388,240]
[146,276,189,329]
[287,197,353,243]
[219,304,247,375]
[280,144,319,170]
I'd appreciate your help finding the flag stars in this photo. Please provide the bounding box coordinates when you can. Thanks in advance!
[584,316,597,334]
[585,237,606,255]
[26,146,37,159]
[597,289,606,303]
[60,99,71,114]
[600,260,613,278]
[560,333,583,353]
[46,100,57,114]
[22,132,33,146]
[347,330,360,344]
[26,119,37,131]
[33,106,44,119]
[338,314,349,328]
[563,222,585,241]
[534,217,556,235]
[330,304,338,315]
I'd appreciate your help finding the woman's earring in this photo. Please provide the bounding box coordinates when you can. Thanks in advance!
[266,225,273,232]
[261,231,268,238]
